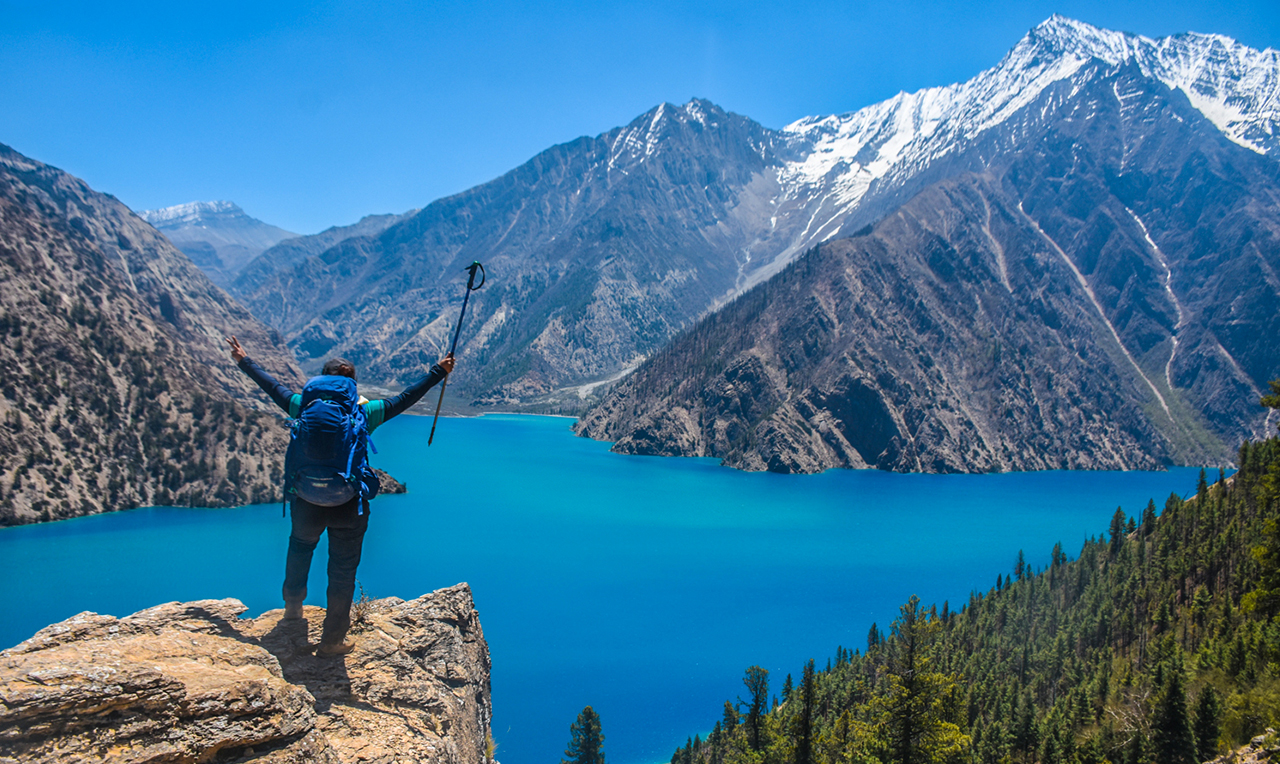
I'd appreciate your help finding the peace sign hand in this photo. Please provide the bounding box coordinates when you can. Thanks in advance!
[225,336,247,363]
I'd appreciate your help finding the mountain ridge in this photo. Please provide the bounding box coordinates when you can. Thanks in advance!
[230,210,417,300]
[237,17,1280,403]
[0,144,305,524]
[577,58,1280,472]
[762,15,1280,288]
[141,200,298,287]
[239,98,779,391]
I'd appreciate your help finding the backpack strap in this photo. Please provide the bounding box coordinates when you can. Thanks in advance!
[349,403,371,515]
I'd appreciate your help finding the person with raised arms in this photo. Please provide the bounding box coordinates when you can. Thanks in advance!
[226,336,454,656]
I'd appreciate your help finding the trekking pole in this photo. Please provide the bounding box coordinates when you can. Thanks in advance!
[428,261,485,446]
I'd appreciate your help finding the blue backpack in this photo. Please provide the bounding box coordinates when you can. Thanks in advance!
[283,375,378,511]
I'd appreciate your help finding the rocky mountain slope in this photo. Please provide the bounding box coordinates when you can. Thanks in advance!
[0,584,492,764]
[0,144,305,524]
[141,201,298,287]
[236,17,1280,416]
[231,211,416,299]
[578,59,1280,472]
[238,100,779,401]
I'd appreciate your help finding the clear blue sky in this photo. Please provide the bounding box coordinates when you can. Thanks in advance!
[2,0,1277,234]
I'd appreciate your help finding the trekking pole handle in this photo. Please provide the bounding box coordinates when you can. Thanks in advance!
[466,260,485,290]
[447,261,485,356]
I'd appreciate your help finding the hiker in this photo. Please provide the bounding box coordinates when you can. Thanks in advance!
[225,336,455,655]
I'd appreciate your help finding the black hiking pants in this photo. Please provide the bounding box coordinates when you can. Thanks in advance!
[282,496,369,642]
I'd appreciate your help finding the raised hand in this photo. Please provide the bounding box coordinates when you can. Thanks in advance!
[225,336,247,363]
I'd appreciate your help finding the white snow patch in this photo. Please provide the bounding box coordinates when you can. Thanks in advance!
[762,16,1280,273]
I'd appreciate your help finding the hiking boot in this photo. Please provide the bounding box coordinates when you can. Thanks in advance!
[316,637,355,657]
[283,601,305,621]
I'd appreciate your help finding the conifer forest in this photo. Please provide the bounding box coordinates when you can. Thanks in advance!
[668,390,1280,764]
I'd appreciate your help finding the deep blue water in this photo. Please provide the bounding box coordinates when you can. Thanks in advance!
[0,414,1209,764]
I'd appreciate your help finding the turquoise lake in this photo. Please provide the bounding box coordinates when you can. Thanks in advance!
[0,414,1209,764]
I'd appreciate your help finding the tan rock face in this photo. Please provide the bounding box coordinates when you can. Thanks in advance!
[0,584,492,764]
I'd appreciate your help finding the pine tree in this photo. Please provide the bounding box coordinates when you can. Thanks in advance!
[1110,507,1127,555]
[1151,660,1196,764]
[793,659,816,764]
[1244,513,1280,616]
[782,673,794,704]
[1143,499,1158,535]
[1193,686,1222,763]
[722,700,738,734]
[1013,701,1038,762]
[740,666,769,752]
[1124,729,1148,764]
[880,596,970,764]
[1052,541,1066,567]
[562,706,605,764]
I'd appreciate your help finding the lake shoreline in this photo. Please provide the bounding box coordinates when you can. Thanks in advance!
[2,414,1209,764]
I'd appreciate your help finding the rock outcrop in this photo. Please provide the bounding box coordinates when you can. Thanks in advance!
[1207,728,1278,764]
[372,468,407,495]
[0,584,492,764]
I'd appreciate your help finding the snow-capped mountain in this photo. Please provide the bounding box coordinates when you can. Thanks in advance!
[241,16,1280,471]
[749,16,1280,285]
[1026,15,1280,152]
[141,200,239,227]
[581,47,1280,472]
[140,201,297,286]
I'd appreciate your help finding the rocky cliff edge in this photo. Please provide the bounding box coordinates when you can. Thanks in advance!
[0,584,492,764]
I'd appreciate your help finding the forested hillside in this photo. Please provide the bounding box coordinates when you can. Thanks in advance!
[678,395,1280,764]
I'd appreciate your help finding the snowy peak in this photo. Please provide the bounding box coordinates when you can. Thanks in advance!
[140,200,246,229]
[784,16,1280,173]
[1014,16,1280,152]
[1019,14,1145,60]
[757,15,1280,277]
[138,200,298,285]
[634,98,729,132]
[606,98,768,172]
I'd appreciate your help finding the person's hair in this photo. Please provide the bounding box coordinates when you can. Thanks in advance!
[322,358,357,381]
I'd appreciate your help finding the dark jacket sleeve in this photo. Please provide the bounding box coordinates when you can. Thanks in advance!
[237,357,296,414]
[375,364,449,424]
